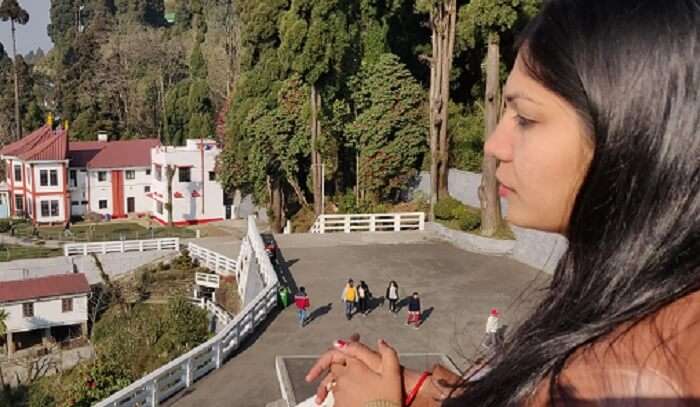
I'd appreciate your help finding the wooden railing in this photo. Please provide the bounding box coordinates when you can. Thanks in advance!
[63,238,180,256]
[94,216,278,407]
[194,272,220,289]
[188,243,238,276]
[310,212,425,234]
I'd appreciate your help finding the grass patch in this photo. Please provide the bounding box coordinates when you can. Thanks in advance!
[9,222,195,242]
[0,244,63,262]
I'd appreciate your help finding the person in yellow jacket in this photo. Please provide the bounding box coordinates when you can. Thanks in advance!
[341,279,358,320]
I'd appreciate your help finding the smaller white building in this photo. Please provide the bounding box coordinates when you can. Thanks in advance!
[0,273,90,355]
[150,139,228,225]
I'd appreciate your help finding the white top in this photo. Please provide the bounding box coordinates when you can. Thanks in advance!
[358,286,366,298]
[485,315,500,333]
[388,286,398,300]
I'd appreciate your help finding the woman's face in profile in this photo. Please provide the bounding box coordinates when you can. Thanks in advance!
[485,55,594,233]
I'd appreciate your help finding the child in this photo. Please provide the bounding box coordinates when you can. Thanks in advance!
[341,279,357,320]
[294,287,310,327]
[484,308,500,349]
[406,292,421,328]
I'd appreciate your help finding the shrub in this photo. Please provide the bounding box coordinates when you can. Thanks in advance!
[0,219,10,233]
[434,196,463,220]
[456,210,481,231]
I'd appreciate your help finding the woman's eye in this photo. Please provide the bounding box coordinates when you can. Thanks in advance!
[515,114,535,128]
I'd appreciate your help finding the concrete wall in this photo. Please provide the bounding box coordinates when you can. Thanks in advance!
[69,168,89,216]
[2,294,88,333]
[88,169,114,216]
[415,169,567,274]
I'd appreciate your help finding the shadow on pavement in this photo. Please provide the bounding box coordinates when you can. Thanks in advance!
[305,303,332,325]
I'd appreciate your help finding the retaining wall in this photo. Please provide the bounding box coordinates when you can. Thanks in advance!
[415,169,567,274]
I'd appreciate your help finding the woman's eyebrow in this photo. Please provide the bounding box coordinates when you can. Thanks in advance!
[504,91,542,106]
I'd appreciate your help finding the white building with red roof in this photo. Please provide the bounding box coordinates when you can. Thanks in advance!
[0,125,71,223]
[0,126,161,224]
[0,273,90,355]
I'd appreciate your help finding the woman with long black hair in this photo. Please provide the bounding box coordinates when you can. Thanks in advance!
[305,0,700,405]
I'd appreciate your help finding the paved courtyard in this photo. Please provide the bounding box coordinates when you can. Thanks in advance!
[167,232,548,406]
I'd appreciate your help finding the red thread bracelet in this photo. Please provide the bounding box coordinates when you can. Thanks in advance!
[404,371,431,407]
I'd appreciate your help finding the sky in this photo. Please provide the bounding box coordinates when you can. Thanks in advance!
[0,0,53,56]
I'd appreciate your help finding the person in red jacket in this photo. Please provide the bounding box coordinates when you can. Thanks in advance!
[295,287,311,327]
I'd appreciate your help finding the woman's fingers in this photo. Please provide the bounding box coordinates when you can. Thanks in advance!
[305,349,347,382]
[334,339,382,372]
[314,372,337,405]
[377,339,401,374]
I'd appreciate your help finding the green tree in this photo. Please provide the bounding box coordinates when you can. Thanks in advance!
[278,0,357,215]
[0,0,29,139]
[115,0,165,27]
[346,53,427,202]
[458,0,540,235]
[415,0,457,219]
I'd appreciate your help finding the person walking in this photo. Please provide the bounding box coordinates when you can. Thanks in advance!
[385,281,400,314]
[294,287,310,327]
[357,281,370,316]
[406,292,421,329]
[484,308,500,350]
[341,279,358,320]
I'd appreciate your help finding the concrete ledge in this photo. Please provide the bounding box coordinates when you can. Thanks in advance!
[426,222,515,256]
[277,354,460,406]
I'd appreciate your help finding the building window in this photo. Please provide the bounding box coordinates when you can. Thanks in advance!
[22,302,34,318]
[15,195,24,213]
[146,169,151,176]
[178,167,191,183]
[156,201,163,214]
[208,171,216,181]
[62,298,73,312]
[27,198,32,216]
[144,186,151,193]
[154,165,162,181]
[39,169,59,186]
[41,200,49,217]
[71,201,80,205]
[14,165,21,182]
[70,170,77,187]
[125,170,135,180]
[98,171,107,182]
[99,200,108,209]
[50,200,59,216]
[50,169,58,186]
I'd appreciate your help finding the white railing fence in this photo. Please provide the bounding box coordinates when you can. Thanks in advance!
[194,272,220,289]
[188,243,238,277]
[95,216,279,407]
[310,212,425,234]
[63,238,180,256]
[189,296,232,326]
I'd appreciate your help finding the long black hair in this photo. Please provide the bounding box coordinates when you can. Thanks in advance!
[447,0,700,405]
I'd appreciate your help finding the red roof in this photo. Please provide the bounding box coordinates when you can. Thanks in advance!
[18,128,69,161]
[68,141,107,167]
[0,273,90,303]
[0,126,54,157]
[85,139,160,169]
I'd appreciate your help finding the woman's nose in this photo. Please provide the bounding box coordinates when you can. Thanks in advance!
[484,118,513,162]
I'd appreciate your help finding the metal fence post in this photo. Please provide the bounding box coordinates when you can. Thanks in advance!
[185,359,193,387]
[151,379,159,407]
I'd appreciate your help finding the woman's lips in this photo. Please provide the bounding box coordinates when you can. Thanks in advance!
[498,184,514,197]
